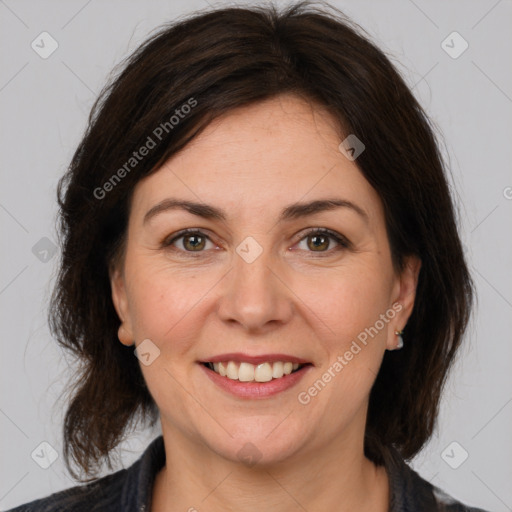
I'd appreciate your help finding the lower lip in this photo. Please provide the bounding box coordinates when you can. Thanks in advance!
[199,363,312,399]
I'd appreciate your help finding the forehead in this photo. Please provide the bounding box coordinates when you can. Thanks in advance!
[131,94,383,224]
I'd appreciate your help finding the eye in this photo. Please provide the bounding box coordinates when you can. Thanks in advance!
[293,228,350,255]
[163,229,217,255]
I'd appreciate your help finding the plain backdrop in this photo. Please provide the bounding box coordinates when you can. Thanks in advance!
[1,0,511,510]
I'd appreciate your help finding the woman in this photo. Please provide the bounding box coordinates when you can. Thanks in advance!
[7,1,491,511]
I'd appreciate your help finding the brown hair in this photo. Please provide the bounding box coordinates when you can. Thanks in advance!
[50,0,473,480]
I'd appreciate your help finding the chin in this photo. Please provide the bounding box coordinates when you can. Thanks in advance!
[202,417,308,467]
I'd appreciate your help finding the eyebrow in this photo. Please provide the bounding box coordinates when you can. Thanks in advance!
[143,197,369,225]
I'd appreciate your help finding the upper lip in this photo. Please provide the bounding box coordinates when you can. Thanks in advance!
[199,353,312,365]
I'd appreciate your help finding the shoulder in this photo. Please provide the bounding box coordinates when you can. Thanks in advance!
[3,469,128,512]
[383,446,494,512]
[431,485,493,512]
[4,435,166,512]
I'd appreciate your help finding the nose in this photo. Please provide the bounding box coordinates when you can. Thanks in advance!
[216,241,294,333]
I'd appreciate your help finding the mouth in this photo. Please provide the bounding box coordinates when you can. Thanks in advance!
[198,355,313,399]
[201,360,310,382]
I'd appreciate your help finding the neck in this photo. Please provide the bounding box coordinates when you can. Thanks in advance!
[151,427,389,512]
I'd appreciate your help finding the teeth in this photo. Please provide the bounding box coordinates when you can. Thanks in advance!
[226,361,238,380]
[238,362,255,382]
[207,361,304,382]
[254,362,273,382]
[272,361,284,378]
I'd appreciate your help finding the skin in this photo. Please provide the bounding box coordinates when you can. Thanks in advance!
[110,93,421,512]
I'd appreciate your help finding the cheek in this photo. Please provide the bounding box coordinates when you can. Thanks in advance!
[294,266,393,421]
[125,260,218,352]
[295,261,394,345]
[127,264,210,411]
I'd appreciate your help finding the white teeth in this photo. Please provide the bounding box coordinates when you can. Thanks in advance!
[238,362,255,382]
[207,360,304,382]
[254,362,273,382]
[272,361,284,378]
[226,361,238,380]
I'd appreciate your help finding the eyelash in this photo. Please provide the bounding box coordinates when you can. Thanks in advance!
[162,227,351,258]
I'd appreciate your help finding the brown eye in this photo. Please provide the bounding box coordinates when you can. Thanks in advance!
[181,233,206,251]
[295,228,350,255]
[307,233,330,251]
[164,229,215,254]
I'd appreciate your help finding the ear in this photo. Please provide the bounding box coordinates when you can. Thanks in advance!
[110,265,135,346]
[386,255,422,350]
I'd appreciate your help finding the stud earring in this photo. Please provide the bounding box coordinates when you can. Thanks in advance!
[118,325,135,346]
[394,329,404,350]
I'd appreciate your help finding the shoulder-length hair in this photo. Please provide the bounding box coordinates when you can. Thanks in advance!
[50,0,473,480]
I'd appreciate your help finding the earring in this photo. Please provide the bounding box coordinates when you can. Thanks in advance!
[118,325,135,346]
[394,330,404,350]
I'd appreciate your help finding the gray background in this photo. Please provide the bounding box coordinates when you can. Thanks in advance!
[1,0,511,510]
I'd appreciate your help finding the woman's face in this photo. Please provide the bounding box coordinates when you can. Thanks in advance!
[111,93,419,466]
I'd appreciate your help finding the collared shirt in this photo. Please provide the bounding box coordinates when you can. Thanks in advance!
[6,435,491,511]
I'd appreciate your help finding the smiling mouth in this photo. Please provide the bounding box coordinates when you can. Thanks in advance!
[202,361,310,382]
